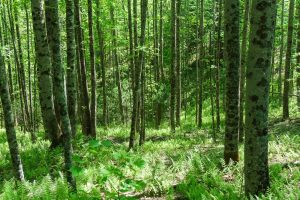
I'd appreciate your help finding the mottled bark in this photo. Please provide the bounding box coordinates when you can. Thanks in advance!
[239,0,250,142]
[224,0,240,164]
[283,0,295,120]
[66,0,77,136]
[278,0,284,105]
[244,0,276,195]
[0,37,24,182]
[31,0,61,147]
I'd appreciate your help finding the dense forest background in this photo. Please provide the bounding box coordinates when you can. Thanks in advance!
[0,0,299,199]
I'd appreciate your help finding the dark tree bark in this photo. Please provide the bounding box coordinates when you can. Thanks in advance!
[87,0,97,137]
[129,0,148,150]
[223,0,240,164]
[66,0,77,136]
[278,0,284,105]
[74,0,92,136]
[175,0,181,127]
[170,0,176,133]
[283,0,295,120]
[239,0,250,142]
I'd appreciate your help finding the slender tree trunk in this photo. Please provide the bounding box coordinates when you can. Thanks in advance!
[44,0,76,188]
[278,0,284,105]
[244,0,276,195]
[197,0,204,128]
[87,0,97,137]
[110,6,125,124]
[96,0,107,128]
[224,0,240,164]
[31,0,62,147]
[66,0,77,137]
[297,0,300,111]
[129,0,148,150]
[283,0,295,120]
[170,0,176,133]
[239,0,250,142]
[175,0,181,127]
[0,41,25,182]
[74,0,92,135]
[215,0,222,132]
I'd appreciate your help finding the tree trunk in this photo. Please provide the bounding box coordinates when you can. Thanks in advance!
[74,0,92,136]
[278,0,284,105]
[87,0,97,137]
[129,0,148,150]
[0,42,25,182]
[110,5,125,124]
[175,0,181,127]
[283,0,295,120]
[244,0,276,195]
[297,0,300,111]
[239,0,250,142]
[31,0,61,147]
[66,0,77,136]
[96,0,107,128]
[170,0,176,133]
[224,0,240,164]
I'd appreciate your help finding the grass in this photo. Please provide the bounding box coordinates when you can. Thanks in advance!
[0,99,299,199]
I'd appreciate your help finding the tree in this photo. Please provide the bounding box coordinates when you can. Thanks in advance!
[44,0,76,188]
[244,0,276,195]
[74,0,92,136]
[223,0,240,164]
[87,0,97,137]
[170,0,176,133]
[239,0,250,142]
[66,0,77,136]
[297,0,300,110]
[278,0,285,105]
[31,0,61,147]
[283,0,295,120]
[129,0,148,150]
[175,0,181,127]
[0,48,24,181]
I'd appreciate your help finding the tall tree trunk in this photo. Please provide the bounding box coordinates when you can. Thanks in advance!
[44,0,76,188]
[215,0,222,132]
[223,0,240,164]
[175,0,181,127]
[0,43,25,181]
[283,0,295,120]
[74,0,92,135]
[129,0,148,150]
[87,0,97,137]
[239,0,250,142]
[244,0,276,195]
[297,0,300,111]
[170,0,176,133]
[110,5,125,124]
[31,0,61,147]
[66,0,77,136]
[96,0,107,128]
[278,0,284,105]
[197,0,204,128]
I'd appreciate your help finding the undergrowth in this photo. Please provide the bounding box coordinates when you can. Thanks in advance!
[0,99,299,199]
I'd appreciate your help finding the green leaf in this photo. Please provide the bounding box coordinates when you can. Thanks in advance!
[133,158,146,168]
[70,166,84,177]
[102,140,113,148]
[89,140,101,148]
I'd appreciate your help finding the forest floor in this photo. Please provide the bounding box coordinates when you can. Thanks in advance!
[0,101,299,199]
